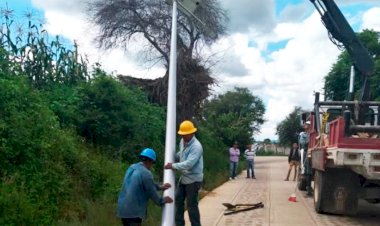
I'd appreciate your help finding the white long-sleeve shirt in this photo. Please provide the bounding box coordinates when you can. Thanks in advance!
[244,148,256,161]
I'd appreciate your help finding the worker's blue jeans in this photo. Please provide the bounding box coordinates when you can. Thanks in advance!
[230,161,238,178]
[246,160,255,178]
[175,182,202,226]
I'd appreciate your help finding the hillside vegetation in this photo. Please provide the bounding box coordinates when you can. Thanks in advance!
[0,14,264,225]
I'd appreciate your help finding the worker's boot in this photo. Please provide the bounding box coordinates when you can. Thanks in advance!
[305,175,313,196]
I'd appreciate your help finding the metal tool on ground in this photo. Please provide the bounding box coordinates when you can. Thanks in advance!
[222,202,264,215]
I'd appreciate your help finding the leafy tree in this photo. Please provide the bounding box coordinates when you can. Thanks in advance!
[39,84,81,129]
[200,87,265,147]
[76,72,166,162]
[324,29,380,101]
[0,74,69,224]
[88,0,228,120]
[276,107,303,147]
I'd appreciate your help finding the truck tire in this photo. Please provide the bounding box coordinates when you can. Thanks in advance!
[313,168,359,215]
[313,170,325,213]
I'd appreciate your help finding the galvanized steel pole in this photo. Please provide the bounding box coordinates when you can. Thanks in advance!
[162,1,177,225]
[349,65,355,94]
[348,65,355,101]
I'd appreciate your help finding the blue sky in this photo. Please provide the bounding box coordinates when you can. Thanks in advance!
[2,0,42,17]
[275,0,304,15]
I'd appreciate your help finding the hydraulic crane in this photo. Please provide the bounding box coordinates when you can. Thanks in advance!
[296,0,380,215]
[311,0,374,101]
[310,0,378,130]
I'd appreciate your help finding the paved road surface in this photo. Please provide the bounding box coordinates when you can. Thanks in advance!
[185,156,380,226]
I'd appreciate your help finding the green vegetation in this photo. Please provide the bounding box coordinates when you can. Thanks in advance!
[276,107,303,147]
[200,87,265,147]
[276,30,380,150]
[0,57,122,225]
[0,13,264,226]
[324,29,380,101]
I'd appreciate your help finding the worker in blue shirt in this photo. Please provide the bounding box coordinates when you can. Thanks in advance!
[299,121,312,197]
[165,120,204,226]
[117,148,173,226]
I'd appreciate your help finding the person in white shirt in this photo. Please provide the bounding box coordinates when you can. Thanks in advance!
[244,143,256,179]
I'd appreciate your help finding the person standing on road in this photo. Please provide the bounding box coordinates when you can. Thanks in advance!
[164,120,203,226]
[284,143,301,181]
[117,148,173,226]
[244,143,256,179]
[229,141,240,180]
[299,121,312,196]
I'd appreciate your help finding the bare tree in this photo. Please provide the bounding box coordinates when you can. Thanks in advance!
[88,0,228,121]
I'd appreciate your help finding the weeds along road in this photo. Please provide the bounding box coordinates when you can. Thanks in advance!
[185,156,380,226]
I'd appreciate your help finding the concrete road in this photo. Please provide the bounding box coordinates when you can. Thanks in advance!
[185,156,380,226]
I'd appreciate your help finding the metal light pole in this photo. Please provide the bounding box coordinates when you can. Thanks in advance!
[348,65,355,101]
[162,1,202,225]
[161,0,178,225]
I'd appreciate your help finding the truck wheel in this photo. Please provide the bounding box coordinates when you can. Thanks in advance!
[314,168,359,215]
[313,170,325,213]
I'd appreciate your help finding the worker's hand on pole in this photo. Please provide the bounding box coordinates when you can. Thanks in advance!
[164,196,174,203]
[164,163,173,169]
[161,183,172,190]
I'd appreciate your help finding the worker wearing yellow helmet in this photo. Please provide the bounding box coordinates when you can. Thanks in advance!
[165,120,204,226]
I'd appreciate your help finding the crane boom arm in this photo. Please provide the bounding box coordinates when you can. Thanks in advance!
[310,0,374,101]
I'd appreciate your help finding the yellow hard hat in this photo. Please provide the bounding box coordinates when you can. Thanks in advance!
[178,120,197,135]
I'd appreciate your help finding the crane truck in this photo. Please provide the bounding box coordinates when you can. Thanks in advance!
[297,0,380,215]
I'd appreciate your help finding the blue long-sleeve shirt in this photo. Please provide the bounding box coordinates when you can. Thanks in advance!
[299,131,309,149]
[117,162,164,219]
[173,136,203,184]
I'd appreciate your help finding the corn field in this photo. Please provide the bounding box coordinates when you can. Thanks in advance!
[0,9,89,88]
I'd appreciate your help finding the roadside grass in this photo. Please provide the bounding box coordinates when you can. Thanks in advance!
[57,198,120,226]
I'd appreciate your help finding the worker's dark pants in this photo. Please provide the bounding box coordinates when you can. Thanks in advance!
[303,148,313,195]
[121,218,142,226]
[175,182,202,226]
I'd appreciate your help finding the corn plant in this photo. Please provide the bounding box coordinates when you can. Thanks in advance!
[0,8,89,88]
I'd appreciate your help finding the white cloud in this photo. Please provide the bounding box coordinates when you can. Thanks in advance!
[279,2,311,22]
[221,0,276,33]
[362,7,380,30]
[31,0,84,14]
[211,12,342,140]
[337,0,380,4]
[31,0,165,79]
[209,3,380,141]
[30,0,380,142]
